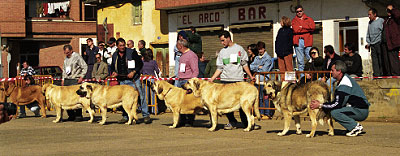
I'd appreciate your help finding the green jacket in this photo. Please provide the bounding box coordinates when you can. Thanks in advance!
[205,58,220,82]
[186,31,202,54]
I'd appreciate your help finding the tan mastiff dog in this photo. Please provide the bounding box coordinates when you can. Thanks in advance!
[76,82,139,125]
[42,83,93,123]
[0,81,48,118]
[263,80,334,138]
[183,78,261,132]
[151,80,203,128]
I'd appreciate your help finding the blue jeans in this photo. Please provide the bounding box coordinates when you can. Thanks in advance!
[176,79,188,88]
[174,55,181,87]
[255,84,274,116]
[294,39,311,72]
[120,79,149,118]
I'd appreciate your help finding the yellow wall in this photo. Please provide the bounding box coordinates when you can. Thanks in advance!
[97,0,168,48]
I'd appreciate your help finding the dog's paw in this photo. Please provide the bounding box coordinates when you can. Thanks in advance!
[296,131,302,135]
[88,120,93,123]
[41,115,47,118]
[243,128,251,132]
[169,126,176,129]
[52,120,59,123]
[208,128,216,132]
[306,134,314,138]
[328,132,334,136]
[98,122,106,125]
[277,132,285,136]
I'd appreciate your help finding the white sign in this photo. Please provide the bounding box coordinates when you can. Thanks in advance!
[285,71,296,81]
[230,4,277,24]
[176,9,228,28]
[128,60,135,69]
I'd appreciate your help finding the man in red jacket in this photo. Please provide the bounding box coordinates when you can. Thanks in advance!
[383,4,400,76]
[292,5,315,73]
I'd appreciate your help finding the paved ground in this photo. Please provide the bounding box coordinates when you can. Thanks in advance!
[1,111,400,156]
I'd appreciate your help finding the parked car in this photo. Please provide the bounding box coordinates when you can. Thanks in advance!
[33,66,62,85]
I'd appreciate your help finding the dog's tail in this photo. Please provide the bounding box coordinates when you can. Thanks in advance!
[254,96,261,121]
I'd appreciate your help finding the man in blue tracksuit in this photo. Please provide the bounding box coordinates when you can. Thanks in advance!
[311,60,370,137]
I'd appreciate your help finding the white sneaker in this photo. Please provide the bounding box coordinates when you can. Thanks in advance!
[346,123,363,137]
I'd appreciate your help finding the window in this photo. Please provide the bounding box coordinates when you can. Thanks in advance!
[28,0,71,18]
[132,1,142,25]
[85,4,97,21]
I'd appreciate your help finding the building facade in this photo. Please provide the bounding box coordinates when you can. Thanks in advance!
[97,0,169,77]
[156,0,394,77]
[0,0,97,77]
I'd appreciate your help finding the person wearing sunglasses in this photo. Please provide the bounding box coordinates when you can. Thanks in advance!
[292,5,315,76]
[97,41,107,61]
[298,47,324,84]
[92,53,109,82]
[383,4,400,76]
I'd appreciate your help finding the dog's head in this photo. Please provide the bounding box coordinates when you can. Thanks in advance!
[76,82,95,98]
[41,83,54,110]
[182,78,202,97]
[263,80,282,100]
[152,80,177,100]
[41,83,54,95]
[0,82,8,103]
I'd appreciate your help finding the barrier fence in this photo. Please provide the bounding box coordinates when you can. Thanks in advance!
[2,71,398,116]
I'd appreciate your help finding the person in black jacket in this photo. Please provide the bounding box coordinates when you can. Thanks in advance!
[110,38,150,124]
[275,16,294,81]
[322,45,341,91]
[298,47,324,84]
[342,43,363,77]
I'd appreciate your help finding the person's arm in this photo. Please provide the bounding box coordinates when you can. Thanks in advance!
[100,63,109,80]
[77,55,88,83]
[249,59,258,72]
[62,60,67,85]
[264,57,274,72]
[243,65,255,81]
[209,51,225,82]
[292,18,308,34]
[191,55,199,78]
[29,66,36,75]
[209,69,222,82]
[311,91,348,110]
[303,17,315,32]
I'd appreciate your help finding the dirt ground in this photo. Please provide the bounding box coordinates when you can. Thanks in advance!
[1,111,400,156]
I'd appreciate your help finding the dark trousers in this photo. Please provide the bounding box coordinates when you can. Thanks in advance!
[381,43,392,76]
[388,48,400,76]
[85,64,94,79]
[221,81,249,127]
[176,80,195,126]
[64,79,83,118]
[370,42,383,76]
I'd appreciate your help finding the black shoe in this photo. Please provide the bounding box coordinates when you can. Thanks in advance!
[67,116,75,121]
[74,116,83,122]
[18,113,26,118]
[118,117,128,124]
[144,117,151,124]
